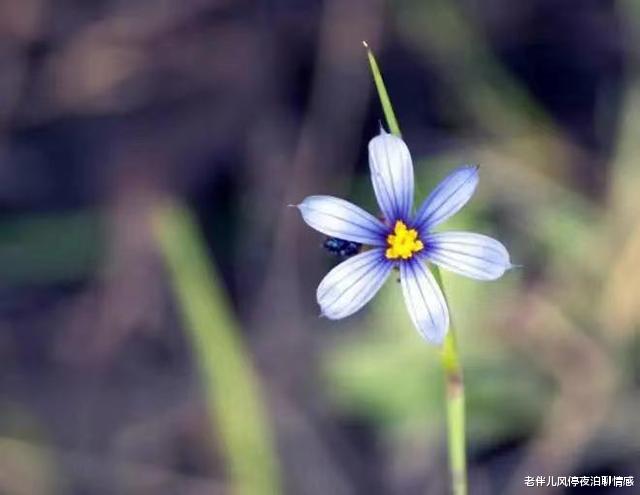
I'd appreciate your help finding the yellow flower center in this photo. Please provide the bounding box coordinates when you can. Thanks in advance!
[385,220,424,260]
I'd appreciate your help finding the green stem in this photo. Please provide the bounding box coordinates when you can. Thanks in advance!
[442,331,467,495]
[365,43,467,495]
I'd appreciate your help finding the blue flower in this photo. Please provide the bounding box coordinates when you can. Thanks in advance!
[295,129,513,344]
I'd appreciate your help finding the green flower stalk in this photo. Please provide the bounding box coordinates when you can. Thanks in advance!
[365,42,469,495]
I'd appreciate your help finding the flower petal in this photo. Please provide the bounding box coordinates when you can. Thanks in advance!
[368,130,414,222]
[317,248,392,319]
[413,165,479,234]
[400,257,449,344]
[425,232,512,281]
[297,196,387,246]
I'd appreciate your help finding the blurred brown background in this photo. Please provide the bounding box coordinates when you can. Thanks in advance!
[0,0,639,494]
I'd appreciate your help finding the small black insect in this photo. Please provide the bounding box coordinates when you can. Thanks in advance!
[323,237,362,257]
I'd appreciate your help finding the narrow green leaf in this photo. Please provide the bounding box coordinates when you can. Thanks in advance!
[364,42,402,137]
[153,201,282,495]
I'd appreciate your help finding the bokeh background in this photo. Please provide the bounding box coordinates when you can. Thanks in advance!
[1,0,639,494]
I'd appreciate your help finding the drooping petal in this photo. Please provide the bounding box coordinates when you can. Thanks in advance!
[297,196,387,246]
[425,231,512,281]
[317,248,392,319]
[400,257,449,345]
[413,165,479,234]
[368,130,414,222]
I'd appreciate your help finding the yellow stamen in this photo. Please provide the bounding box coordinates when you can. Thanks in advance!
[385,220,424,260]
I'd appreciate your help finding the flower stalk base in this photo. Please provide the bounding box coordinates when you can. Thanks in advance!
[442,328,467,495]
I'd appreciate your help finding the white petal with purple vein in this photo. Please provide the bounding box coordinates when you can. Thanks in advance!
[368,130,414,222]
[425,231,512,281]
[297,196,387,246]
[317,248,392,319]
[400,258,449,344]
[414,165,479,234]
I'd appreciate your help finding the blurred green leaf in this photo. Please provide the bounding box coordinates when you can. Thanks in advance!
[153,200,282,495]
